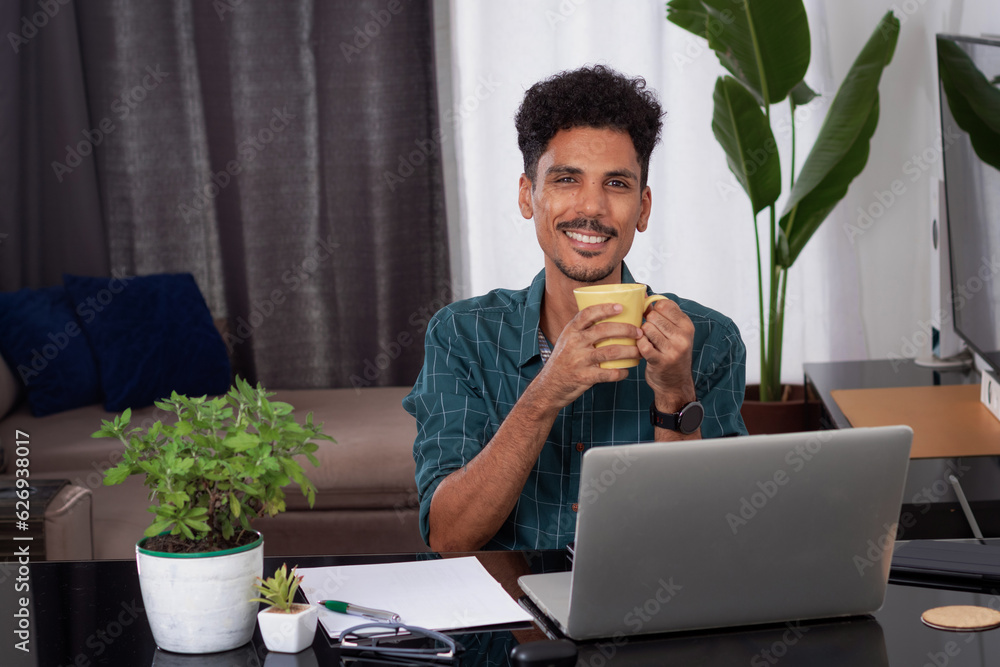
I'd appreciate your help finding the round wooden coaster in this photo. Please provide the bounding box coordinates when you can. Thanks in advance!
[921,605,1000,632]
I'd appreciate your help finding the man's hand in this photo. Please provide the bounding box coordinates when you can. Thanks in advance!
[637,298,697,411]
[533,303,642,409]
[428,303,641,551]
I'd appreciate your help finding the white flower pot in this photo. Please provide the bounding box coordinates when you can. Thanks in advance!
[258,603,319,653]
[136,533,263,654]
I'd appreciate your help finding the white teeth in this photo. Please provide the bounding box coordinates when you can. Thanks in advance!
[566,231,608,244]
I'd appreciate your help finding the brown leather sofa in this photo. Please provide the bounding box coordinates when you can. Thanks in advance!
[0,355,427,560]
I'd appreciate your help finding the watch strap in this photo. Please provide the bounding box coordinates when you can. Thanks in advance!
[650,400,704,434]
[649,403,681,430]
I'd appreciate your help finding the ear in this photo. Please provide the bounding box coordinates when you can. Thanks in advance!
[636,185,652,233]
[518,173,534,219]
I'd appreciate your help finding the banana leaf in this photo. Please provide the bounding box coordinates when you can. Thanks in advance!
[668,0,811,106]
[665,0,709,36]
[778,11,900,267]
[937,37,1000,171]
[712,76,781,215]
[790,80,819,107]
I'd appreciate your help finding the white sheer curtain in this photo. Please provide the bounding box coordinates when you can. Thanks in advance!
[443,0,868,385]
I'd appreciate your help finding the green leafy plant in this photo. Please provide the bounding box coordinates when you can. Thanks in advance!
[252,563,305,613]
[667,1,900,400]
[96,377,333,552]
[937,37,1000,171]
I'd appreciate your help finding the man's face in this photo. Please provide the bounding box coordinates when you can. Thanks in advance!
[518,126,652,284]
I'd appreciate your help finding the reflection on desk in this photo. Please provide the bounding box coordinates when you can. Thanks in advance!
[13,550,1000,666]
[574,616,886,667]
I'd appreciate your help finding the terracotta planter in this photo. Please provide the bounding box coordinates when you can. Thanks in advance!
[740,384,822,435]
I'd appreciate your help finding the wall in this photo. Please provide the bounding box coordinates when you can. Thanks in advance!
[824,0,1000,363]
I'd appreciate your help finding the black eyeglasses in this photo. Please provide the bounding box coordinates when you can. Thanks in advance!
[339,622,463,664]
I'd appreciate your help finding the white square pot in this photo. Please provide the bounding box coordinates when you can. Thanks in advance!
[257,604,319,653]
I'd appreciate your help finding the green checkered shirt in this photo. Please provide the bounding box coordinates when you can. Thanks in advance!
[403,264,748,550]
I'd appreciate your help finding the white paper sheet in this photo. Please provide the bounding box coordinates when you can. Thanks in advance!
[297,556,534,638]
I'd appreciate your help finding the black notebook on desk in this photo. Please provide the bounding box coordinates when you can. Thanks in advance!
[891,540,1000,584]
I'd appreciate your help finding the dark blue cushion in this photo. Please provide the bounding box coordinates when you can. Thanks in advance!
[0,286,102,416]
[64,273,231,412]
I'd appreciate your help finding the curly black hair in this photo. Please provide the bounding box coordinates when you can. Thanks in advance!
[514,65,664,189]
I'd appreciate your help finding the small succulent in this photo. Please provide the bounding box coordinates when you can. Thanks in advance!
[252,563,304,613]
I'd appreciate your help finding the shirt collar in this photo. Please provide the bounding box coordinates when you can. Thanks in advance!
[518,262,638,367]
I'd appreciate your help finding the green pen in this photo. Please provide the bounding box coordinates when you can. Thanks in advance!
[319,599,402,623]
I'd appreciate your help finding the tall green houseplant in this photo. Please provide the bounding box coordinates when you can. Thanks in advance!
[666,1,900,401]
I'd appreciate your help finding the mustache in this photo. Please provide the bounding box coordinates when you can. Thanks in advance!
[555,218,618,238]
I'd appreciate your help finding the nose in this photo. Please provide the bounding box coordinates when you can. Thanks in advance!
[576,179,608,218]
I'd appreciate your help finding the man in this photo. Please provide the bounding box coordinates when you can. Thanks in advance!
[403,66,747,552]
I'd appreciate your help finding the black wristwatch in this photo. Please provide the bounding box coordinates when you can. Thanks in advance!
[650,400,704,434]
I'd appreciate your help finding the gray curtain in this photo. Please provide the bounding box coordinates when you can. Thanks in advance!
[1,0,450,389]
[1,0,109,289]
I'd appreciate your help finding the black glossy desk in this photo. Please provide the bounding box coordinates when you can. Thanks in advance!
[804,359,1000,539]
[4,551,1000,666]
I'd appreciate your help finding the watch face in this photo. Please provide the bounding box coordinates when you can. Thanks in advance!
[679,402,705,434]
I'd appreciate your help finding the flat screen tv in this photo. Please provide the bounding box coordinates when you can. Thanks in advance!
[937,33,1000,374]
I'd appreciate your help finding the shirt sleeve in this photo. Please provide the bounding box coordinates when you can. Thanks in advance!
[402,309,493,546]
[696,317,749,438]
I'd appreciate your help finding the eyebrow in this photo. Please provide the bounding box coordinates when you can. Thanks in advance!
[545,164,639,182]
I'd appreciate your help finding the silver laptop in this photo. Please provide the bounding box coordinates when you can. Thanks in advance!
[519,426,913,640]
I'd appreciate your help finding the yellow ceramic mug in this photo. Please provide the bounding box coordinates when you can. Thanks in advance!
[572,284,668,369]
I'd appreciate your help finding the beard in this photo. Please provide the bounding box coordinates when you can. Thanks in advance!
[552,217,619,283]
[553,256,617,283]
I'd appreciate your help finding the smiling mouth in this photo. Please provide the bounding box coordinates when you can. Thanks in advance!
[564,230,610,245]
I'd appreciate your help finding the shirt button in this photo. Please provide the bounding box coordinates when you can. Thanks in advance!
[576,442,584,452]
[572,503,579,512]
